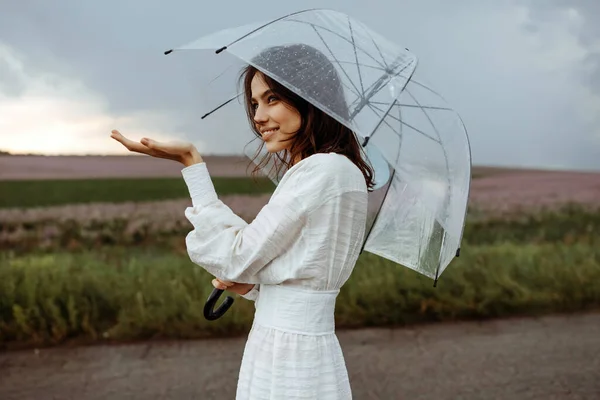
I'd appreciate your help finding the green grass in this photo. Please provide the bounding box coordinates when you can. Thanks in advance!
[1,241,599,349]
[0,177,275,208]
[464,204,600,245]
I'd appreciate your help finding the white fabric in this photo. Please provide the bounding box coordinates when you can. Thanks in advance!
[181,152,368,399]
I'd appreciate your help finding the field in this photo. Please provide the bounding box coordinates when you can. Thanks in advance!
[3,155,600,213]
[1,155,599,349]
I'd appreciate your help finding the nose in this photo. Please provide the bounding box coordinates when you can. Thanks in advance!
[253,105,268,124]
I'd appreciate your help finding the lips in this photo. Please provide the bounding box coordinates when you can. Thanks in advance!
[261,128,279,140]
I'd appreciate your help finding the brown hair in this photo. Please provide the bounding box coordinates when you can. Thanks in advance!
[239,44,375,191]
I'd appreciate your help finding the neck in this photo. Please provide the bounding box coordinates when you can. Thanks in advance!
[291,154,303,166]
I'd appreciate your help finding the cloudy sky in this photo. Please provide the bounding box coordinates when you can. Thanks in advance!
[1,0,599,171]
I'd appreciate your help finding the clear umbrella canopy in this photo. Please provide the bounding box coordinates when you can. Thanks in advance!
[166,8,472,283]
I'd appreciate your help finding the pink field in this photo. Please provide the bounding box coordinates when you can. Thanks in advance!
[0,155,253,179]
[468,169,600,213]
[1,155,599,213]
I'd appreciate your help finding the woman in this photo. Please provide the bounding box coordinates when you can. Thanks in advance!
[111,44,374,399]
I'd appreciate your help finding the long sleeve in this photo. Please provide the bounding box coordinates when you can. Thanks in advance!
[181,162,307,284]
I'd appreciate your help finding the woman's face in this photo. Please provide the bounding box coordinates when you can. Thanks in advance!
[250,73,301,154]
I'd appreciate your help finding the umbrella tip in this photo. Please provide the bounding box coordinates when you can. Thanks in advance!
[164,49,173,55]
[216,46,227,54]
[456,248,461,257]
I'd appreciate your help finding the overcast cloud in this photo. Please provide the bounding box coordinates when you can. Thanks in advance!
[0,0,599,171]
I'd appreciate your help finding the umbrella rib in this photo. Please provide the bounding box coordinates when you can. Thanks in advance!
[365,25,389,70]
[370,101,452,111]
[410,79,446,97]
[284,18,416,120]
[360,166,396,254]
[286,18,387,69]
[363,57,415,98]
[310,24,364,102]
[348,18,365,95]
[337,61,387,72]
[405,87,453,246]
[365,103,403,138]
[397,100,404,149]
[405,89,445,145]
[220,9,322,50]
[369,103,441,144]
[371,104,441,144]
[399,120,441,144]
[360,106,404,256]
[349,57,415,119]
[408,78,466,203]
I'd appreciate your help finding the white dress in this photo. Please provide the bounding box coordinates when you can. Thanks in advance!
[181,152,368,400]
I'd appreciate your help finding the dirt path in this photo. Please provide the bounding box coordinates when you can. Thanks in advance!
[1,312,598,399]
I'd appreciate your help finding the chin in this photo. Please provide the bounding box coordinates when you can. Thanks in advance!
[264,142,285,154]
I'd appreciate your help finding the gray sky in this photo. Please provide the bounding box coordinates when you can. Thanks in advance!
[1,0,599,171]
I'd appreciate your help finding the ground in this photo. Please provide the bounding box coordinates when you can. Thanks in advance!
[1,312,598,399]
[1,156,599,399]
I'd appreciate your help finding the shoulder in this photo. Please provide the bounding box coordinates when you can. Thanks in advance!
[287,152,359,174]
[277,153,367,204]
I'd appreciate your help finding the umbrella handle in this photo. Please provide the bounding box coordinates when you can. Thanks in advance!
[203,288,235,321]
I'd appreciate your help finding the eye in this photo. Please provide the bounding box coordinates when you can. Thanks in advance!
[251,103,258,110]
[267,95,278,103]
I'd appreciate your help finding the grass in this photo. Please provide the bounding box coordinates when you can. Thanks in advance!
[3,203,598,254]
[464,204,600,245]
[1,241,599,350]
[1,178,599,349]
[0,177,275,209]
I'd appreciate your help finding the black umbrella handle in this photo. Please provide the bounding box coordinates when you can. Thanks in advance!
[203,288,235,321]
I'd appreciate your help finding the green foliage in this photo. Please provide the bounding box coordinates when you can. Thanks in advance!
[0,177,274,209]
[464,204,600,245]
[3,205,598,253]
[1,240,599,349]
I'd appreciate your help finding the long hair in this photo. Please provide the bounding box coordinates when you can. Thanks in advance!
[239,44,375,191]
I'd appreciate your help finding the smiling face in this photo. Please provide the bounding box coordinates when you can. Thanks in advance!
[250,72,302,154]
[240,44,376,191]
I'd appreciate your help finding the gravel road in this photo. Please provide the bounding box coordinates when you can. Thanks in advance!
[1,312,599,400]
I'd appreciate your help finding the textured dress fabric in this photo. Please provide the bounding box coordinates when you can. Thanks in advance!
[181,152,368,399]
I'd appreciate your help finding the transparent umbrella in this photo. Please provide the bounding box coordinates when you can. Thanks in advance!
[164,8,472,320]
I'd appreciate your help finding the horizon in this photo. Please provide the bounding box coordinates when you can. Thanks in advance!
[1,2,600,172]
[2,149,599,174]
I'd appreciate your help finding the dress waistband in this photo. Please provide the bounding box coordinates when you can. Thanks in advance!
[254,285,338,336]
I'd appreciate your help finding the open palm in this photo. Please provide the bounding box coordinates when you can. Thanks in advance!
[110,130,202,167]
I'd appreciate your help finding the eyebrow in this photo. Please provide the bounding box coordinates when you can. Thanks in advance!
[251,89,275,102]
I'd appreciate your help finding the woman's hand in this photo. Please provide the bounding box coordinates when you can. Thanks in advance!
[212,278,255,296]
[110,129,203,167]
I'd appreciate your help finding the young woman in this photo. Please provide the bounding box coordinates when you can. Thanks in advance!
[111,44,375,399]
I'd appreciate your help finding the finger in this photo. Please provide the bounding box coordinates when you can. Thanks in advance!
[215,279,235,287]
[110,130,153,156]
[140,137,194,155]
[112,131,179,161]
[212,279,228,290]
